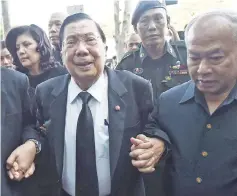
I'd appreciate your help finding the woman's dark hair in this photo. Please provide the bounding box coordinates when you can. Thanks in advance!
[5,24,57,74]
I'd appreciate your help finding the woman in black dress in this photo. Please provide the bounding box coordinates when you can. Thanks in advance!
[5,24,67,97]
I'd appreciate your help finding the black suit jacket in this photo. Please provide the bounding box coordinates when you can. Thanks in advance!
[35,68,154,196]
[1,68,40,196]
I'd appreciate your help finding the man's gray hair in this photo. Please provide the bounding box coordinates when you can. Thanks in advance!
[185,10,237,43]
[126,33,140,42]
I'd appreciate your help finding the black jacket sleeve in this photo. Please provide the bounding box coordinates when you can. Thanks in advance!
[139,81,154,130]
[21,75,43,143]
[144,93,171,145]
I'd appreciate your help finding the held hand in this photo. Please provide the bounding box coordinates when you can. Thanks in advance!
[130,134,165,173]
[7,162,23,181]
[6,141,37,180]
[24,162,36,178]
[7,162,35,181]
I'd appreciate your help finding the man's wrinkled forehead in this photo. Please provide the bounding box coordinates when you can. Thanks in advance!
[187,15,234,39]
[1,48,11,57]
[49,13,67,23]
[187,17,235,45]
[128,34,141,42]
[139,7,166,21]
[62,20,100,42]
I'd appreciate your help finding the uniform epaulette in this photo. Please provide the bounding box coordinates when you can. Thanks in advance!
[120,48,139,63]
[120,51,133,62]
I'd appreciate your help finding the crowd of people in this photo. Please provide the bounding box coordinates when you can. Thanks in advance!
[1,0,237,196]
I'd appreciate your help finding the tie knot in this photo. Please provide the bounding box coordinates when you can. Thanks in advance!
[79,92,92,104]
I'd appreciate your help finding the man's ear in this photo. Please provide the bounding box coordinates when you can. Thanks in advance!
[124,42,127,50]
[167,15,170,26]
[60,50,65,65]
[133,25,138,34]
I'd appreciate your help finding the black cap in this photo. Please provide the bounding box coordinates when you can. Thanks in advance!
[132,0,166,26]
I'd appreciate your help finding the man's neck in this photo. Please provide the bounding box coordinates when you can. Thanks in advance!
[205,84,236,115]
[144,42,166,60]
[74,75,101,91]
[76,81,93,91]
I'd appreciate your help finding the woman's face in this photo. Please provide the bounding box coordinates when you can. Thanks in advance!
[16,33,41,69]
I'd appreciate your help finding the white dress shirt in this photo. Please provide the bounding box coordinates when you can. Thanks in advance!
[62,72,111,196]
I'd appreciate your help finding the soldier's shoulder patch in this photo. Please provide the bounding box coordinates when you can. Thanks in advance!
[120,48,140,61]
[133,68,143,75]
[122,51,132,58]
[120,51,133,61]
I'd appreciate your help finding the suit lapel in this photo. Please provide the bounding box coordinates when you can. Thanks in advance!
[49,74,70,176]
[107,68,128,180]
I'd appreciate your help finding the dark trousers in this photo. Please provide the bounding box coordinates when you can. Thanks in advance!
[143,160,166,196]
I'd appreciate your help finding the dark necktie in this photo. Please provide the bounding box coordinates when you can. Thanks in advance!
[76,92,99,196]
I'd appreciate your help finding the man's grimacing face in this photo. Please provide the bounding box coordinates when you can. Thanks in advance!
[61,19,106,85]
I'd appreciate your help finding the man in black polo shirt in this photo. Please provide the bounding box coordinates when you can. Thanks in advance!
[131,10,237,196]
[116,0,190,104]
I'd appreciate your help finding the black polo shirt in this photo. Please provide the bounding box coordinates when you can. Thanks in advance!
[116,41,190,103]
[146,81,237,196]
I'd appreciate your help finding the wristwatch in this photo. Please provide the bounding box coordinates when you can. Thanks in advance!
[28,139,41,154]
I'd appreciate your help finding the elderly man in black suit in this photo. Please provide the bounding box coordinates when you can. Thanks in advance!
[1,67,41,196]
[9,13,166,196]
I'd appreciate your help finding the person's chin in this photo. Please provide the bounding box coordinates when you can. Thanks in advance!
[22,63,31,68]
[52,41,59,48]
[197,85,219,95]
[74,69,97,83]
[146,39,162,47]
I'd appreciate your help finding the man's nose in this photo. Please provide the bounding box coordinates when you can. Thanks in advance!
[197,59,212,75]
[18,46,26,55]
[3,58,9,65]
[148,20,157,31]
[49,24,57,33]
[132,44,138,50]
[75,42,90,56]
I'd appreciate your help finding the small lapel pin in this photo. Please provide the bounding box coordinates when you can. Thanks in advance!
[115,105,120,111]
